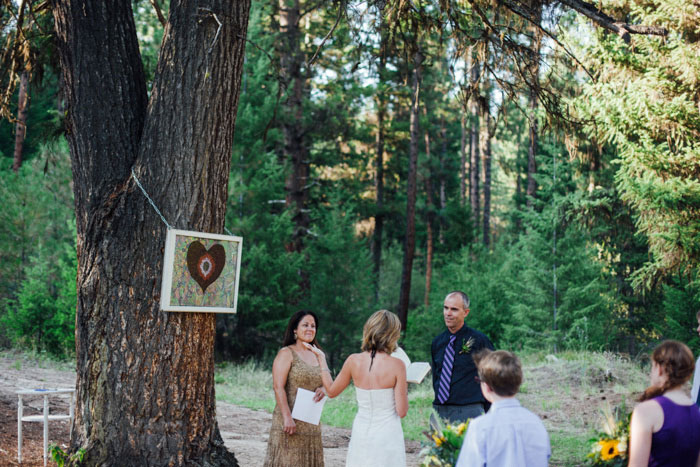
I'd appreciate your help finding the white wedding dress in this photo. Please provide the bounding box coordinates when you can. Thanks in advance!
[345,387,406,467]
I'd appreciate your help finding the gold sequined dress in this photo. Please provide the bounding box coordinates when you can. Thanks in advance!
[263,347,324,467]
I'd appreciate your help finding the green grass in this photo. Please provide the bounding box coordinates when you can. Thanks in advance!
[548,431,589,467]
[215,350,652,466]
[214,359,433,437]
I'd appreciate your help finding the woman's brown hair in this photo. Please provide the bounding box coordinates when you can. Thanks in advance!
[639,340,695,402]
[361,310,401,371]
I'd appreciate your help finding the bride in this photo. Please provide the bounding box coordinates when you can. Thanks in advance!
[305,309,408,467]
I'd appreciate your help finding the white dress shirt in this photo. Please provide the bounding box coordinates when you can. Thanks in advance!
[456,398,550,467]
[692,357,700,405]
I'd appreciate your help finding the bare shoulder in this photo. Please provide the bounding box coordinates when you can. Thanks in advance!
[388,355,407,368]
[343,352,359,367]
[388,355,408,375]
[348,352,367,363]
[275,347,293,362]
[633,399,663,421]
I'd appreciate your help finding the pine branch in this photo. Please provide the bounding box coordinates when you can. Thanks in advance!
[556,0,668,42]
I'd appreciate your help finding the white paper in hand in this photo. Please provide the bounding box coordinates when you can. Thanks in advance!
[291,388,327,425]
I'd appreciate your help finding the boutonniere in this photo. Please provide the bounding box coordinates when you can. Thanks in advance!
[459,337,475,355]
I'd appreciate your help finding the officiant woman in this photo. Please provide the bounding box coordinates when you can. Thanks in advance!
[263,310,326,467]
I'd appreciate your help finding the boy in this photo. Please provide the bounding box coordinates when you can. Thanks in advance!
[456,350,550,467]
[692,310,700,407]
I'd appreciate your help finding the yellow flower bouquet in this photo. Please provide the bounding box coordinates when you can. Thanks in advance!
[420,416,469,467]
[586,402,630,466]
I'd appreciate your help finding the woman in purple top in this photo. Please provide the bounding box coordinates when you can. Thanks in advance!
[629,340,700,467]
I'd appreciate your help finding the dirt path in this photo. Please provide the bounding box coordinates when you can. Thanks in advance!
[0,354,422,466]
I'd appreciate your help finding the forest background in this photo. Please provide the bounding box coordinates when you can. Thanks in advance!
[1,0,700,373]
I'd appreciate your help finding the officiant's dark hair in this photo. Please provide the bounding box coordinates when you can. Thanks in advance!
[639,340,694,402]
[282,310,320,347]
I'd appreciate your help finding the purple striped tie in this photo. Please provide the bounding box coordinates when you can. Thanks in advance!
[437,335,456,404]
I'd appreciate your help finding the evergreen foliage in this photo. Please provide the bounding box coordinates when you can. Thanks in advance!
[1,0,699,367]
[0,143,76,355]
[573,0,700,290]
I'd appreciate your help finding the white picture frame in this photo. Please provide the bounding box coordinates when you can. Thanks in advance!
[160,228,242,313]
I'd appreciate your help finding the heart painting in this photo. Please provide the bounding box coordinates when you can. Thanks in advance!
[186,241,226,293]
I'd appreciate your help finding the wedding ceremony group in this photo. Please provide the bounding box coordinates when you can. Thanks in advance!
[3,0,700,466]
[261,293,700,467]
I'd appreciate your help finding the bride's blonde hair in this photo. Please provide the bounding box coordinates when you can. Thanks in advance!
[361,310,401,355]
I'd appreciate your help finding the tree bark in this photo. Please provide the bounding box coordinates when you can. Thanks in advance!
[279,0,311,260]
[51,0,250,464]
[479,52,493,247]
[460,114,467,206]
[481,105,492,246]
[424,108,433,307]
[372,12,388,300]
[425,212,433,307]
[469,50,480,234]
[526,4,542,208]
[12,69,29,172]
[556,0,667,40]
[439,117,446,245]
[397,49,423,330]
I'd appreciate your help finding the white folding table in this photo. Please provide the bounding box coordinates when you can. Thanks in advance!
[17,388,75,466]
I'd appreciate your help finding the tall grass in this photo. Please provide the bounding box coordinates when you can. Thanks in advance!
[215,351,652,466]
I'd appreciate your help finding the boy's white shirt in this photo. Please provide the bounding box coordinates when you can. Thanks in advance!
[455,397,550,467]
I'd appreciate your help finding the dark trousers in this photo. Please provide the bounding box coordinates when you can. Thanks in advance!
[433,403,485,424]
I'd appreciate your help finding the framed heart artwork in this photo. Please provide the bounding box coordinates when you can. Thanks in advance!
[160,229,242,313]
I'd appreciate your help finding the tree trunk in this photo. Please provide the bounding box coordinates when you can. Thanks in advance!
[479,60,493,247]
[397,49,423,330]
[372,13,387,300]
[425,214,433,307]
[460,114,467,206]
[279,0,311,260]
[438,118,446,245]
[51,0,250,464]
[469,51,480,235]
[12,70,29,172]
[481,113,492,246]
[424,109,433,307]
[526,4,542,207]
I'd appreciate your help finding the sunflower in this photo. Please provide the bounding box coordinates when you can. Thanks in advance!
[456,423,467,436]
[599,439,620,460]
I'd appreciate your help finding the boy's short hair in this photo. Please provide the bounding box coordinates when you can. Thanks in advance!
[696,309,700,320]
[473,349,523,397]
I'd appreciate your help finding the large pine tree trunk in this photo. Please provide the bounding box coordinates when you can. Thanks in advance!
[279,0,311,260]
[481,116,492,246]
[438,118,446,245]
[372,13,388,300]
[480,73,493,246]
[526,4,542,207]
[469,51,480,234]
[12,69,29,172]
[397,49,423,330]
[460,114,467,206]
[51,0,250,464]
[424,109,433,307]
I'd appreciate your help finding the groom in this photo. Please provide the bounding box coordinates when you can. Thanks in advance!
[431,291,494,423]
